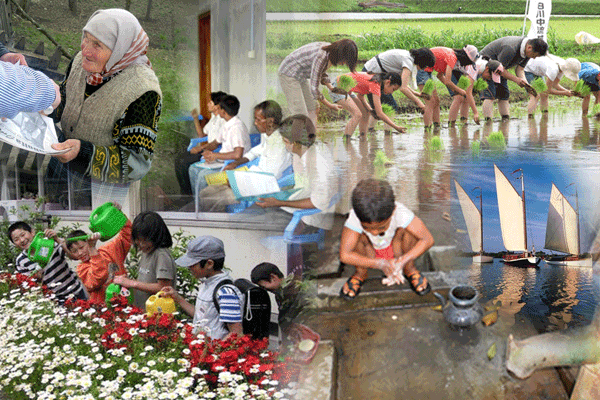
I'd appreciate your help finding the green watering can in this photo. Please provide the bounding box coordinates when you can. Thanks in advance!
[89,202,127,241]
[27,232,55,265]
[105,283,134,304]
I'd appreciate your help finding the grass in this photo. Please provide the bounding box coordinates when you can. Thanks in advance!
[267,0,600,14]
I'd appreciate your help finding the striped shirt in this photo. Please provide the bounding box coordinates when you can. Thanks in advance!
[193,272,243,340]
[278,42,330,100]
[0,61,56,119]
[16,245,88,302]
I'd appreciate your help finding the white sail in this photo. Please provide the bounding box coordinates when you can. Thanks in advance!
[454,179,482,253]
[545,183,579,255]
[494,165,527,252]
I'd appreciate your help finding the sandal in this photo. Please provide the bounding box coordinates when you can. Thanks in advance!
[405,271,431,296]
[340,275,365,300]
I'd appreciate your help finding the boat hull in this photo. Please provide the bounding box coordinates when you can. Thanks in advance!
[545,257,593,268]
[503,254,541,267]
[473,254,494,263]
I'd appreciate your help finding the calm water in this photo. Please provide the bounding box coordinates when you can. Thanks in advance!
[459,258,600,332]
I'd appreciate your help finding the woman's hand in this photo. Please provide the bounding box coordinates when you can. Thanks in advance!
[51,139,80,163]
[203,150,218,163]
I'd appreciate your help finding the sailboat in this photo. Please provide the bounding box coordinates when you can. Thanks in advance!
[454,179,493,263]
[494,165,541,267]
[544,183,592,267]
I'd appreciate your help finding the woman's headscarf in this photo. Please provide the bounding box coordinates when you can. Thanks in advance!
[82,8,151,86]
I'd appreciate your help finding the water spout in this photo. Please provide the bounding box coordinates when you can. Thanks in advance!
[506,310,600,379]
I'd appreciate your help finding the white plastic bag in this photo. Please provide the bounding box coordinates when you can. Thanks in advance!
[575,31,600,45]
[0,112,66,154]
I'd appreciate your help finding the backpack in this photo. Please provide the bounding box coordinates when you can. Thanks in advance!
[213,278,273,340]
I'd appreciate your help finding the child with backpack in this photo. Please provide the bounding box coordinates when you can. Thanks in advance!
[161,235,244,340]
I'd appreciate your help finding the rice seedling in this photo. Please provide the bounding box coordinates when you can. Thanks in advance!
[374,149,394,166]
[381,103,395,118]
[422,79,435,95]
[590,103,600,117]
[574,80,592,97]
[530,77,548,94]
[337,74,357,92]
[471,140,481,156]
[473,78,489,92]
[427,135,444,151]
[487,131,506,149]
[457,75,471,90]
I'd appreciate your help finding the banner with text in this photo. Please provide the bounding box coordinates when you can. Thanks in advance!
[527,0,552,42]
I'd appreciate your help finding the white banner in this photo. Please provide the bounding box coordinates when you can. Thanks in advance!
[527,0,552,42]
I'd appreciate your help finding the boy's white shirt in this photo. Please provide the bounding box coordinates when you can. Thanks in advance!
[345,202,415,250]
[204,113,225,143]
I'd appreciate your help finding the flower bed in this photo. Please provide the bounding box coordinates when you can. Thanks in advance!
[0,273,298,400]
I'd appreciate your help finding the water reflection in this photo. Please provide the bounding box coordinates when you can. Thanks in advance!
[464,259,599,332]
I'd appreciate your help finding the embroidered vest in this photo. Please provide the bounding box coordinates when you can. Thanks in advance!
[61,52,161,147]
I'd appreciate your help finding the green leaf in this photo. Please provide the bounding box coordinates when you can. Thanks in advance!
[422,79,435,95]
[487,342,497,360]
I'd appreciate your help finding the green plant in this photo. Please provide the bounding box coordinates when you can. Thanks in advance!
[530,78,548,94]
[487,131,506,149]
[473,78,489,92]
[337,74,357,92]
[457,75,470,90]
[590,103,600,117]
[471,140,481,156]
[575,80,592,97]
[422,79,435,95]
[381,103,395,118]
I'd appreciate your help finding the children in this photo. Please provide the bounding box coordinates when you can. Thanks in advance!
[8,221,88,303]
[161,235,243,340]
[362,48,436,114]
[479,36,548,120]
[331,72,407,137]
[416,46,475,128]
[524,55,580,117]
[66,204,132,304]
[188,94,251,196]
[447,45,481,125]
[577,61,600,116]
[198,100,292,212]
[339,179,435,299]
[112,211,176,309]
[175,91,227,196]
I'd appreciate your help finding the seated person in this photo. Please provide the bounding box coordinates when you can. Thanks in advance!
[66,203,132,304]
[198,100,292,212]
[255,114,340,231]
[175,91,227,196]
[188,94,251,196]
[339,178,435,299]
[8,222,88,303]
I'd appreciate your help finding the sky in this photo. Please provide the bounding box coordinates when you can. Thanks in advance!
[451,151,600,254]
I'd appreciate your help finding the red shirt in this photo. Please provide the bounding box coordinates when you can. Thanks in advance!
[340,72,381,96]
[430,47,457,75]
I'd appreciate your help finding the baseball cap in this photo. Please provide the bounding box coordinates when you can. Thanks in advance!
[175,235,225,267]
[463,45,480,63]
[477,60,503,83]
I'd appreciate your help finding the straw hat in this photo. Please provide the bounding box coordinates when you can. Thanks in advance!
[547,53,580,81]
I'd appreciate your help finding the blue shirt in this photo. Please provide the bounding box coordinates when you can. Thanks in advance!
[578,62,600,85]
[0,61,56,119]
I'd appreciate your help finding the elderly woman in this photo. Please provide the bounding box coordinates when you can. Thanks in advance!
[51,9,161,202]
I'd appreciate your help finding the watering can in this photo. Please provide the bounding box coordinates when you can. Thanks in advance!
[145,291,176,317]
[434,285,483,329]
[89,202,127,241]
[105,283,133,304]
[27,232,55,265]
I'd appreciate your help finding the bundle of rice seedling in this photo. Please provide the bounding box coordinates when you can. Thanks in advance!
[427,135,444,151]
[457,75,470,90]
[422,79,435,95]
[574,80,592,97]
[530,77,547,94]
[337,75,357,92]
[487,131,506,149]
[473,78,488,92]
[471,140,481,156]
[381,103,395,118]
[591,103,600,117]
[374,149,394,166]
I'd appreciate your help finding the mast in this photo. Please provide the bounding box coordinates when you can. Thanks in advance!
[513,168,528,252]
[474,186,483,256]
